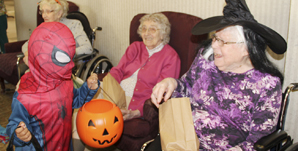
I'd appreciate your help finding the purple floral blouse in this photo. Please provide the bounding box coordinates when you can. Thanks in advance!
[172,51,282,150]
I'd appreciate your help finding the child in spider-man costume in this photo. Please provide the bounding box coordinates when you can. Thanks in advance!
[6,22,99,151]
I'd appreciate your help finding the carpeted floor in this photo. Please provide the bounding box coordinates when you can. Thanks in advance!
[0,83,15,151]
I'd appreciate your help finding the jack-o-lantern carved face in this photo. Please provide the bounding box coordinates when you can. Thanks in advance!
[76,99,124,148]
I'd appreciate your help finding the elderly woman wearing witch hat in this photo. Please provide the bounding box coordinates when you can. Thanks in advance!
[151,0,286,150]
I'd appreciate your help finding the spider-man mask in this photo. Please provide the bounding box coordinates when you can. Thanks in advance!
[18,22,76,94]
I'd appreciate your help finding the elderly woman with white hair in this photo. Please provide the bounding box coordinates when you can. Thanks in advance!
[150,0,286,150]
[17,0,92,91]
[110,12,181,121]
[22,0,92,58]
[73,12,181,151]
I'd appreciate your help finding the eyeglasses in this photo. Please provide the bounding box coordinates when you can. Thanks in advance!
[212,34,244,47]
[39,10,55,15]
[141,27,160,34]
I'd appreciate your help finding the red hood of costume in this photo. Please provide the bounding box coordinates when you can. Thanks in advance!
[18,22,76,94]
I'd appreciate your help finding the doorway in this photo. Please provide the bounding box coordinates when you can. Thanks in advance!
[4,0,17,42]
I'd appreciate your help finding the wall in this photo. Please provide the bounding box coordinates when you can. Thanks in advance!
[13,0,298,142]
[14,0,39,41]
[282,0,298,142]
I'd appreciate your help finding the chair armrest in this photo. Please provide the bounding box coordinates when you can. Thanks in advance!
[17,52,24,59]
[4,40,27,53]
[254,130,289,151]
[141,138,156,151]
[73,50,97,62]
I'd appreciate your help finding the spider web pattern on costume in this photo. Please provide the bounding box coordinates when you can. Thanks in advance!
[18,82,74,150]
[18,22,75,94]
[17,22,76,151]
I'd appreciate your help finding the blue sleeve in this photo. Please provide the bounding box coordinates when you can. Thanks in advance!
[72,81,100,109]
[6,92,32,147]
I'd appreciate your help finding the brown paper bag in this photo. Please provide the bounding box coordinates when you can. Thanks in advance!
[159,97,200,151]
[101,73,126,109]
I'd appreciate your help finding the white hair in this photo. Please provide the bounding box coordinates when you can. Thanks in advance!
[235,25,246,43]
[220,25,247,49]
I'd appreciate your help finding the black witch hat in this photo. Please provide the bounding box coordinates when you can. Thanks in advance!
[191,0,287,54]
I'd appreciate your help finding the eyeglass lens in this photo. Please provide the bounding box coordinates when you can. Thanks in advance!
[39,10,54,15]
[212,35,225,46]
[212,35,244,46]
[141,27,158,34]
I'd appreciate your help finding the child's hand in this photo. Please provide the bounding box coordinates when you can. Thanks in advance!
[87,73,98,90]
[15,122,32,142]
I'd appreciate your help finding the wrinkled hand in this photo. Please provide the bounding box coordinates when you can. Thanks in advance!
[87,73,99,90]
[15,122,31,142]
[151,78,177,108]
[121,109,140,121]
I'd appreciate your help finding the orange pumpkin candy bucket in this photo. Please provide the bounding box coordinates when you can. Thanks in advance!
[76,99,124,148]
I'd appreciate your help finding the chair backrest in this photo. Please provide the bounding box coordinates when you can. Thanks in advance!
[66,11,93,44]
[36,1,79,26]
[130,11,208,76]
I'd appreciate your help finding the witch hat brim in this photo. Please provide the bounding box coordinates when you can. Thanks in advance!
[191,3,287,54]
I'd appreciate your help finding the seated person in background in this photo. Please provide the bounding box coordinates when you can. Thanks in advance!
[151,0,286,150]
[6,22,99,151]
[109,12,181,120]
[16,0,92,90]
[22,0,93,58]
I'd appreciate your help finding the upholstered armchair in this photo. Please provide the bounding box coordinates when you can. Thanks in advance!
[113,11,208,151]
